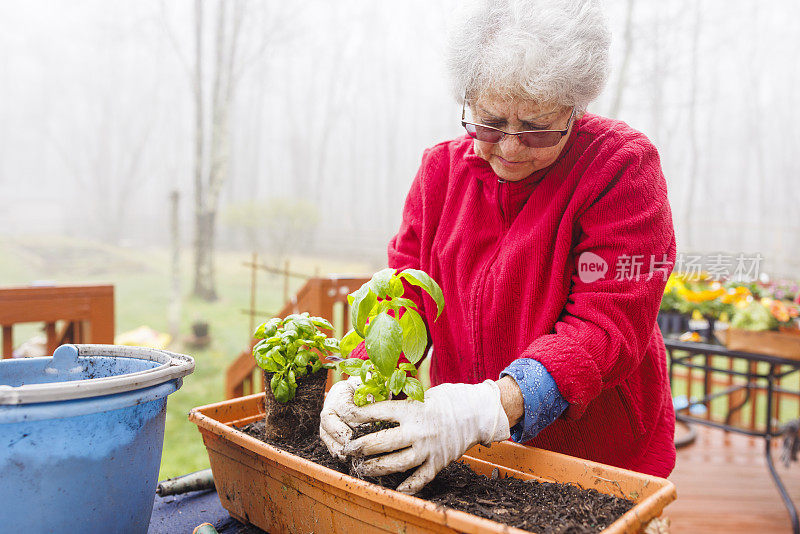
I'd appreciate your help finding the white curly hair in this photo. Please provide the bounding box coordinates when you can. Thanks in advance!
[446,0,611,113]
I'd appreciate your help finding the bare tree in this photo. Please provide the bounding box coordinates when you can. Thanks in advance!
[678,0,703,250]
[608,0,636,118]
[190,0,243,301]
[160,0,293,300]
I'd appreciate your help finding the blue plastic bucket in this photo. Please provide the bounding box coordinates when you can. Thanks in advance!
[0,344,194,533]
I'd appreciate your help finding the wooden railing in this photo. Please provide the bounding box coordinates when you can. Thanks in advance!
[225,276,369,399]
[0,284,115,358]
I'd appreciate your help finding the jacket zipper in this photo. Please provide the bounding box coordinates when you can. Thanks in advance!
[471,178,511,381]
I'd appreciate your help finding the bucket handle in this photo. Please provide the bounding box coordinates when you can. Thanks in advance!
[0,344,195,405]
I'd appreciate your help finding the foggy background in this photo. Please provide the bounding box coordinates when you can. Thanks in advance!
[1,0,799,276]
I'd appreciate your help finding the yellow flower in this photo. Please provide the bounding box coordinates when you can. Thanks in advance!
[720,286,751,305]
[677,286,726,303]
[664,273,685,295]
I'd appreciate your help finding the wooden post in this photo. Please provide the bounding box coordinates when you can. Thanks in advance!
[45,322,58,356]
[2,325,12,359]
[283,259,290,303]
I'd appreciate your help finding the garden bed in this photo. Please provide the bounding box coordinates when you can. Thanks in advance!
[189,392,676,534]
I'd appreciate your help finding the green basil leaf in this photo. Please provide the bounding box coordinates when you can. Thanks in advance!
[362,383,389,403]
[350,284,377,337]
[257,347,283,372]
[399,308,427,364]
[388,276,405,298]
[310,316,334,331]
[368,268,396,299]
[255,351,279,372]
[272,350,286,366]
[287,369,297,386]
[339,329,363,358]
[388,369,407,396]
[402,376,425,402]
[358,359,372,382]
[273,379,290,403]
[339,357,364,376]
[398,362,417,375]
[279,335,294,346]
[361,384,381,396]
[254,323,267,339]
[391,297,418,311]
[267,317,281,334]
[364,312,402,378]
[295,320,315,337]
[322,337,340,353]
[353,388,369,406]
[270,372,281,391]
[398,268,445,319]
[311,359,322,373]
[252,340,267,357]
[295,351,311,367]
[374,300,395,315]
[295,364,307,376]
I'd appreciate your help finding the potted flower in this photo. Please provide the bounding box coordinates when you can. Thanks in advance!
[763,298,800,335]
[252,313,338,441]
[658,273,689,335]
[722,298,800,360]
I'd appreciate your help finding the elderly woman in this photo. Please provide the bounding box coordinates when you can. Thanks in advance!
[321,0,676,494]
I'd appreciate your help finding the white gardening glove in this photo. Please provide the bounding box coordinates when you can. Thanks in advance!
[319,375,363,460]
[339,380,511,494]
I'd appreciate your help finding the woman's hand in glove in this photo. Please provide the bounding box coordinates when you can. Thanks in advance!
[319,376,362,460]
[339,380,511,494]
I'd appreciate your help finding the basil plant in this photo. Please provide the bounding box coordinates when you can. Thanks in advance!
[253,313,339,403]
[338,268,444,406]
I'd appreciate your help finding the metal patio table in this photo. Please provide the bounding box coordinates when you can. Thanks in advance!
[665,338,800,534]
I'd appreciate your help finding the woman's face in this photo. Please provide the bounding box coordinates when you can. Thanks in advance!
[470,93,575,181]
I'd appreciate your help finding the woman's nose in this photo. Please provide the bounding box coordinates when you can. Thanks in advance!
[499,133,527,156]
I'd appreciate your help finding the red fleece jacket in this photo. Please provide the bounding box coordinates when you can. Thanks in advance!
[359,113,676,477]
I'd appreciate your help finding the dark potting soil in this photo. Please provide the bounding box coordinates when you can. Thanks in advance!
[238,420,634,534]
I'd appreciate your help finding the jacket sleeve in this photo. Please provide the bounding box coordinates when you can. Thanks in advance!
[500,359,569,442]
[520,139,676,420]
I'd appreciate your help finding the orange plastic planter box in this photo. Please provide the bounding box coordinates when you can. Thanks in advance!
[189,393,676,534]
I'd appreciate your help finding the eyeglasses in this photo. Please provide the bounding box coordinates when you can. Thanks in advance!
[461,100,575,148]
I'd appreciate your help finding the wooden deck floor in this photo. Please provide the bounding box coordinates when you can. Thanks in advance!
[667,423,800,533]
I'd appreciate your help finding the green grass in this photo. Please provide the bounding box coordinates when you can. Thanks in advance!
[0,235,369,479]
